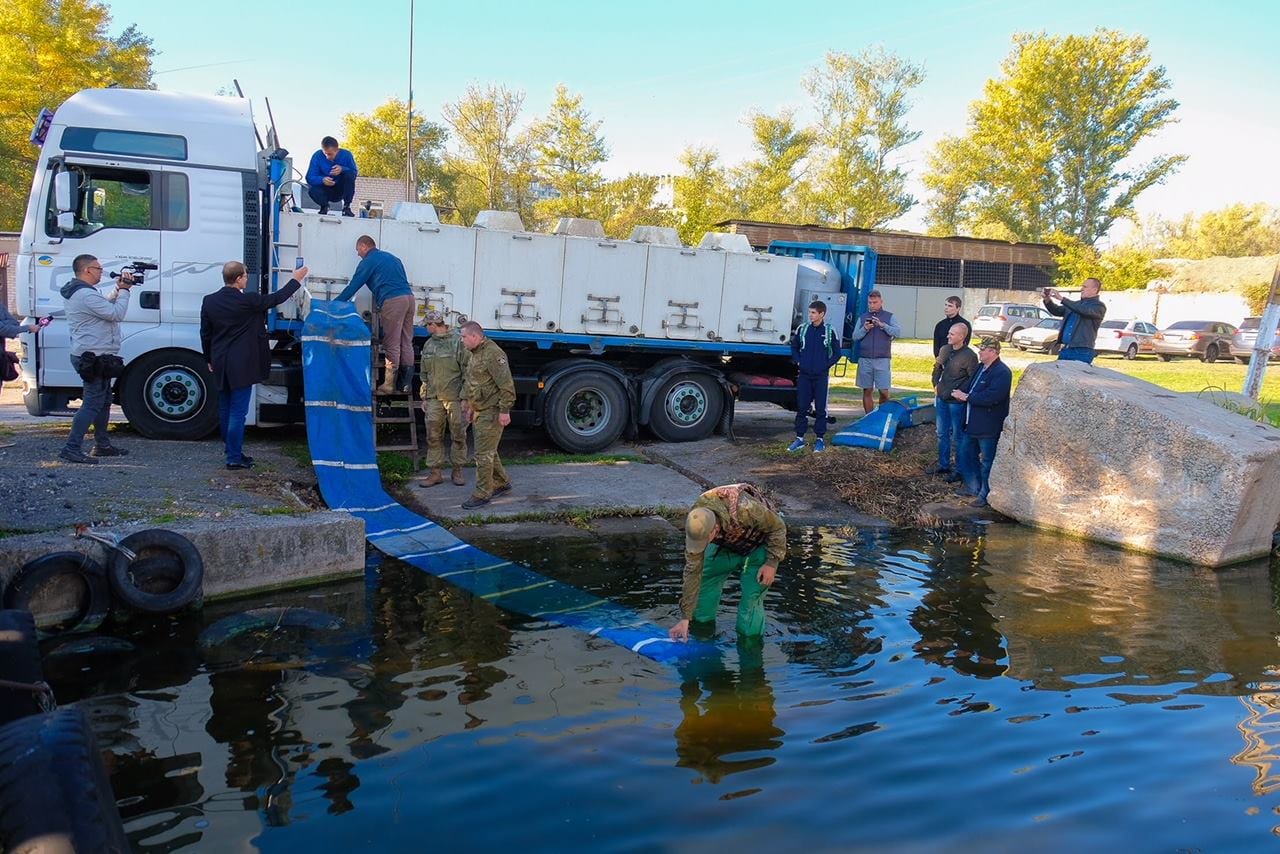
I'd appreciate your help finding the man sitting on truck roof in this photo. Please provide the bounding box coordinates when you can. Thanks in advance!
[305,135,358,216]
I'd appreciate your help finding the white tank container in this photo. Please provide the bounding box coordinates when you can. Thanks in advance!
[473,228,565,331]
[559,235,648,335]
[720,252,799,345]
[640,245,727,341]
[379,217,478,324]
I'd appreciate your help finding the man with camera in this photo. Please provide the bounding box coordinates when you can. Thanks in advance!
[58,254,134,464]
[850,290,902,414]
[1043,278,1107,363]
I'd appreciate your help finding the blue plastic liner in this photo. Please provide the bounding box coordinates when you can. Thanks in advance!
[830,399,912,451]
[300,301,701,664]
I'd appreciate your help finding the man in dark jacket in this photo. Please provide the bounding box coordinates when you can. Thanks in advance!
[952,338,1012,508]
[930,321,977,478]
[1043,278,1107,363]
[201,263,308,469]
[787,300,842,453]
[932,295,968,356]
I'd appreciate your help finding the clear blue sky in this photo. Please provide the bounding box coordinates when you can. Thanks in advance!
[109,0,1278,240]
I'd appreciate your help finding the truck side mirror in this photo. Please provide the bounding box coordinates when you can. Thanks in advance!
[54,170,72,213]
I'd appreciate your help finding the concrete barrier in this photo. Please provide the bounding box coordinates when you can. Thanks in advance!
[0,511,366,603]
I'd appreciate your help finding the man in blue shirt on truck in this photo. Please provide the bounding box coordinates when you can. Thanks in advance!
[306,135,358,216]
[337,236,416,394]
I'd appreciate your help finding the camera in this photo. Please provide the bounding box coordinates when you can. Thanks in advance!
[109,261,157,285]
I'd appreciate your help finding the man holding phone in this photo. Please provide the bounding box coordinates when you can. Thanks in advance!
[1043,278,1107,363]
[850,290,902,414]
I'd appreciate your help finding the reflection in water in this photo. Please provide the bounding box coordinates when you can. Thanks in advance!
[674,634,782,784]
[37,524,1280,850]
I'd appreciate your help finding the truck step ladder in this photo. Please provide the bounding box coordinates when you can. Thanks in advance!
[369,309,421,470]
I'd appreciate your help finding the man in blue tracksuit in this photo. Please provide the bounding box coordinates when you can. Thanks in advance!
[787,300,843,453]
[951,338,1013,508]
[305,135,359,216]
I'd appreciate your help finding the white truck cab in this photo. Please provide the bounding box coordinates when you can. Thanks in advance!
[17,88,261,438]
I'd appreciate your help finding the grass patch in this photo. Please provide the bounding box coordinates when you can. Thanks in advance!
[254,505,306,517]
[150,511,199,524]
[377,450,423,483]
[446,504,684,529]
[280,440,313,468]
[505,452,643,466]
[0,528,32,539]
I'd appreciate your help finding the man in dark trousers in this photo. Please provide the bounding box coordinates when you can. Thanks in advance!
[201,263,309,469]
[305,136,359,216]
[787,300,842,453]
[932,295,968,356]
[1043,277,1107,363]
[951,338,1013,508]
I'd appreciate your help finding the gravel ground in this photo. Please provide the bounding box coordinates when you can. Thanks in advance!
[0,386,320,535]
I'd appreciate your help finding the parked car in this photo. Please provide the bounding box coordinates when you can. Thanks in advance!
[972,303,1049,341]
[1152,320,1238,362]
[1095,319,1159,360]
[1230,317,1280,364]
[1011,317,1063,353]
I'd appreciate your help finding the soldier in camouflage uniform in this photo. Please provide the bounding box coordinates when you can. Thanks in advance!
[460,321,515,509]
[669,483,786,642]
[418,311,469,488]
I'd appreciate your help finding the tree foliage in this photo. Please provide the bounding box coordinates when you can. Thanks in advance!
[923,29,1184,245]
[671,146,735,246]
[1144,204,1280,259]
[439,84,536,225]
[729,111,816,223]
[0,0,154,228]
[1052,233,1166,291]
[803,47,924,228]
[531,84,608,222]
[340,98,448,203]
[587,173,670,239]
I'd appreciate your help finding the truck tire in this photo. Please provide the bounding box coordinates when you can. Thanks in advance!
[107,530,204,615]
[0,610,43,727]
[648,373,724,443]
[0,708,129,854]
[120,349,219,440]
[543,370,628,454]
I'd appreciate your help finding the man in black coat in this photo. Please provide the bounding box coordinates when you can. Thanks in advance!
[200,262,308,469]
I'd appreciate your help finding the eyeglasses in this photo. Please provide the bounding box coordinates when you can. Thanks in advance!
[87,266,103,272]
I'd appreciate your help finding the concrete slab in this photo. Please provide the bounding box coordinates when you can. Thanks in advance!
[405,460,704,522]
[0,512,365,603]
[587,516,680,537]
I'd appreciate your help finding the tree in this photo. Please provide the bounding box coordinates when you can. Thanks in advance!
[923,29,1184,246]
[1053,233,1166,291]
[803,47,924,228]
[340,98,448,202]
[1148,204,1280,259]
[531,84,608,222]
[439,84,534,225]
[730,110,816,223]
[586,173,670,239]
[0,0,154,228]
[671,146,734,246]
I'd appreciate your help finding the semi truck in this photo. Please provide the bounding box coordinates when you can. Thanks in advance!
[14,88,877,453]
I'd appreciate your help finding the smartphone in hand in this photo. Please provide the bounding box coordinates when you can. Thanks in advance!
[37,315,54,328]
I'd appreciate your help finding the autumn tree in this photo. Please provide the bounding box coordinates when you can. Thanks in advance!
[340,98,448,202]
[730,111,816,223]
[0,0,154,228]
[531,84,608,222]
[439,84,536,225]
[587,173,670,239]
[923,29,1184,246]
[1146,204,1280,259]
[671,146,734,246]
[803,47,924,228]
[1053,234,1167,291]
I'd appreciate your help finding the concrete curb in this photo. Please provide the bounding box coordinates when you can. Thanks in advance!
[0,511,366,602]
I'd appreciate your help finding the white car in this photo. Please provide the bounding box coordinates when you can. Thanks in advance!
[1011,318,1063,353]
[1095,319,1158,359]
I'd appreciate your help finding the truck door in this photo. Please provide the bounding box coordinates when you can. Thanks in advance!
[157,166,243,341]
[33,160,161,390]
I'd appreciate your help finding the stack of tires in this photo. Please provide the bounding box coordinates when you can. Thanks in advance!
[0,611,130,852]
[2,529,204,636]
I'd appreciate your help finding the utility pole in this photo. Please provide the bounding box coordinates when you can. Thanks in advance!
[1243,257,1280,400]
[405,0,418,203]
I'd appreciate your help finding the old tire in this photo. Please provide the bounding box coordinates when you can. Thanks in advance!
[1204,344,1219,363]
[107,530,204,615]
[0,708,129,853]
[544,371,628,454]
[1124,343,1138,360]
[119,348,219,440]
[648,372,724,443]
[3,552,110,637]
[0,610,43,727]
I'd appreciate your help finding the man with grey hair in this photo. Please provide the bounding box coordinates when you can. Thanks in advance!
[850,289,902,414]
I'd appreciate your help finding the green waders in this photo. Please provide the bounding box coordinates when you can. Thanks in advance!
[691,543,771,637]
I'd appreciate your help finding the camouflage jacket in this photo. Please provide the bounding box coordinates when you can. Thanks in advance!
[679,484,787,620]
[419,330,467,401]
[462,338,516,413]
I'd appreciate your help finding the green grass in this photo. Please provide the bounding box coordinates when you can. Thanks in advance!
[831,352,1280,422]
[376,450,422,483]
[280,440,313,468]
[254,505,306,516]
[448,505,683,529]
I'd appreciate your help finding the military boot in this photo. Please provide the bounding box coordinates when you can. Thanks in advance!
[375,359,396,394]
[419,469,444,488]
[395,366,413,394]
[451,467,466,486]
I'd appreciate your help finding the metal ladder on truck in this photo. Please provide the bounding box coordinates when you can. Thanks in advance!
[369,309,421,470]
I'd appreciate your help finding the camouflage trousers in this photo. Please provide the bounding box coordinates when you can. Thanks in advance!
[424,398,468,470]
[471,407,509,499]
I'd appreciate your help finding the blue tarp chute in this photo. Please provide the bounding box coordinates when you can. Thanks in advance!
[831,396,930,452]
[300,300,702,664]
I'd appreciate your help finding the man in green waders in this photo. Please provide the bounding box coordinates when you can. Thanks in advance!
[669,483,786,642]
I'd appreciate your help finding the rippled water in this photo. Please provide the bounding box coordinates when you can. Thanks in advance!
[42,524,1280,850]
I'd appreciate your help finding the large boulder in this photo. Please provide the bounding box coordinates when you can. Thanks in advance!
[987,360,1280,566]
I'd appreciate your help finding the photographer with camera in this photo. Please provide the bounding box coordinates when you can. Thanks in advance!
[58,254,134,464]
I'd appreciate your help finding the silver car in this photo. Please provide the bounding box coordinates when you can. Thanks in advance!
[1231,317,1280,364]
[1011,317,1063,353]
[1153,320,1238,363]
[972,303,1049,341]
[1095,319,1158,360]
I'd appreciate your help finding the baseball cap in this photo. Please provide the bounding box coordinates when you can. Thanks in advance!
[685,507,717,553]
[424,310,445,324]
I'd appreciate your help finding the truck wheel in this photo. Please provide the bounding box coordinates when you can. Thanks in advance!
[648,373,724,443]
[544,371,628,453]
[120,350,219,440]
